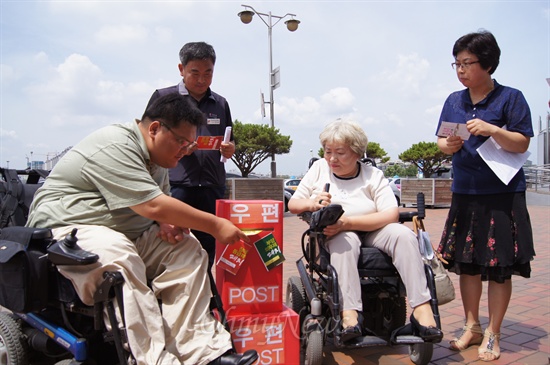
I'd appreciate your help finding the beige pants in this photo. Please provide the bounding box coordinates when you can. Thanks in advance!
[327,223,431,311]
[53,225,232,365]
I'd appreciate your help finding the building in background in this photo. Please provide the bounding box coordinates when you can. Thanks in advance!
[537,113,549,165]
[540,78,550,166]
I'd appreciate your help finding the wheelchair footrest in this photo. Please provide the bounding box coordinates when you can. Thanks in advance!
[391,335,426,345]
[337,335,388,348]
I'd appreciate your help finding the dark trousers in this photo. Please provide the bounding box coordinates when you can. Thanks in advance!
[170,185,225,270]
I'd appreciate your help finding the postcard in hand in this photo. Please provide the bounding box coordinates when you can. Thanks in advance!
[437,121,471,140]
[196,135,223,150]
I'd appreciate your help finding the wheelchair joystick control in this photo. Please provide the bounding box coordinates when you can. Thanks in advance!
[47,228,99,265]
[62,228,79,248]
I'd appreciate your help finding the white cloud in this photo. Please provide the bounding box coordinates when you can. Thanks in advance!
[94,24,149,44]
[374,53,430,98]
[0,129,17,139]
[425,105,443,117]
[320,87,355,112]
[0,64,17,85]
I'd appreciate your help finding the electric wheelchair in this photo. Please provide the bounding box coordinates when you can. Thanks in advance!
[285,193,442,365]
[0,225,135,365]
[0,169,232,365]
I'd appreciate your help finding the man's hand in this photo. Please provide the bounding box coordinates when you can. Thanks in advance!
[220,141,235,160]
[157,223,190,244]
[214,218,250,245]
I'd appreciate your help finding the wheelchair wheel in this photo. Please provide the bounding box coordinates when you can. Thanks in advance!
[286,276,307,329]
[304,328,323,365]
[0,312,29,365]
[409,342,433,365]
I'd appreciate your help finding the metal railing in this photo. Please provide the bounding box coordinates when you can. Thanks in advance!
[524,164,550,193]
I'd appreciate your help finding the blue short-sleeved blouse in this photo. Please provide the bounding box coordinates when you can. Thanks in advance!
[435,80,534,195]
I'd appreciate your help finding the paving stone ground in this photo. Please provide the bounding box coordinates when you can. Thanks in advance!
[281,193,549,364]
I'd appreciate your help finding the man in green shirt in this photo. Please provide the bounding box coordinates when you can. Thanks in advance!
[27,94,257,365]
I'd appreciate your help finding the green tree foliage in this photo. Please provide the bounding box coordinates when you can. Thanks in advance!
[384,164,417,178]
[398,142,451,178]
[404,164,420,177]
[366,142,390,164]
[232,120,292,177]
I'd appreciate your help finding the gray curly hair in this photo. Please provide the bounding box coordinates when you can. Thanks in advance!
[319,119,368,156]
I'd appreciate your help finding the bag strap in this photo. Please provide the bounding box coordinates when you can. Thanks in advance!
[0,169,25,228]
[412,216,425,236]
[25,169,49,184]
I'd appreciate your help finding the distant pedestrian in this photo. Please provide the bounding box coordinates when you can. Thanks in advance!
[436,30,535,362]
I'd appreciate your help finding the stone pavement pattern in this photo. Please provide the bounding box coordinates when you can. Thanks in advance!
[281,203,549,365]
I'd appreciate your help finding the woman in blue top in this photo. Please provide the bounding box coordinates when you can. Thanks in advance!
[436,30,535,362]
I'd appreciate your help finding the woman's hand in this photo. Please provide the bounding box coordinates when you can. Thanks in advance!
[157,223,190,244]
[466,118,530,153]
[315,192,332,210]
[466,118,497,137]
[323,216,349,237]
[438,136,463,155]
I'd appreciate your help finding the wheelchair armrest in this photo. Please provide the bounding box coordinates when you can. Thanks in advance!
[399,211,418,223]
[298,211,312,224]
[298,205,345,233]
[310,204,344,231]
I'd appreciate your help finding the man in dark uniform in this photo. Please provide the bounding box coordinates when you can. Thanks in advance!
[147,42,235,270]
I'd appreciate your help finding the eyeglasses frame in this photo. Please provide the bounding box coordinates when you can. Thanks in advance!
[451,60,480,70]
[158,121,195,148]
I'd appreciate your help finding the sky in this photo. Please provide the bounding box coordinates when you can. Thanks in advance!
[1,0,548,178]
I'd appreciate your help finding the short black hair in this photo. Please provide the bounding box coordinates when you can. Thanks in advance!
[453,30,501,75]
[141,93,204,129]
[179,42,216,66]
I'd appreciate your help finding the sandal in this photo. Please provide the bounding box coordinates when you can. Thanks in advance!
[478,329,501,361]
[449,322,483,351]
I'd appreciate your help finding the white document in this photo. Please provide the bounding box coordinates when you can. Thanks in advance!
[220,126,232,163]
[476,137,530,185]
[437,121,471,140]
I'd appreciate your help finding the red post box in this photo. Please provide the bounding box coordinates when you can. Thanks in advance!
[216,200,284,314]
[227,305,300,365]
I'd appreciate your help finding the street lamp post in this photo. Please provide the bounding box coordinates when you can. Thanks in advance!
[238,4,300,178]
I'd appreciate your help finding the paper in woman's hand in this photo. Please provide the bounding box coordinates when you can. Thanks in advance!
[477,137,531,185]
[437,121,471,140]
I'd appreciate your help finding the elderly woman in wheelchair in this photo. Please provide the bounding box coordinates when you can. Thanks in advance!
[288,120,443,344]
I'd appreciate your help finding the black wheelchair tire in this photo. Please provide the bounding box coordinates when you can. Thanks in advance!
[409,342,434,365]
[0,312,29,365]
[304,328,323,365]
[286,276,308,331]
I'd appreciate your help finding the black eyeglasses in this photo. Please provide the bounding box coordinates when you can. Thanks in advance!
[159,122,194,148]
[451,61,480,70]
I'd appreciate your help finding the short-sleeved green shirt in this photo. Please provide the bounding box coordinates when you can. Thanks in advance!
[27,120,169,240]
